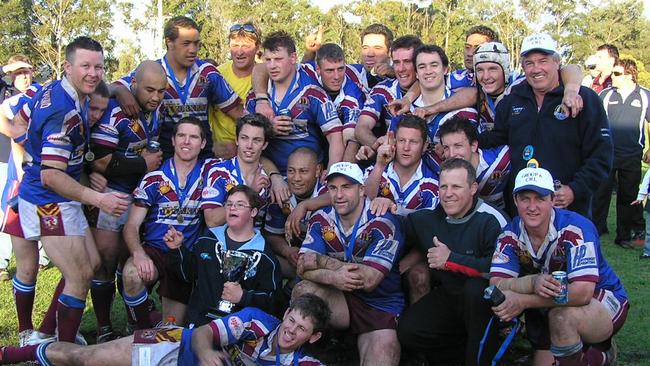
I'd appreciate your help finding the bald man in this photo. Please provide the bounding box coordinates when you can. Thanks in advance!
[86,60,167,342]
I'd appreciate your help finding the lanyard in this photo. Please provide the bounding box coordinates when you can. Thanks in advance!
[270,70,298,114]
[334,201,365,261]
[139,110,158,142]
[386,169,420,206]
[233,158,243,185]
[163,56,194,104]
[169,159,201,206]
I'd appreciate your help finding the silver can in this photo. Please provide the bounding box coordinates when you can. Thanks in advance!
[552,271,568,304]
[147,140,161,152]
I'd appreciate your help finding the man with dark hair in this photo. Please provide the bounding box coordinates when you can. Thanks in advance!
[397,157,508,365]
[202,113,273,228]
[592,44,619,94]
[0,294,329,365]
[16,36,129,344]
[480,33,612,218]
[85,60,167,342]
[211,20,262,159]
[248,31,344,175]
[593,58,650,245]
[264,147,326,278]
[121,117,209,329]
[439,116,510,209]
[355,35,423,149]
[165,184,281,326]
[293,161,405,365]
[491,167,627,366]
[112,15,243,160]
[448,25,499,91]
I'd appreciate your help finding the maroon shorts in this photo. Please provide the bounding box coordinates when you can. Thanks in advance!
[1,182,24,238]
[143,245,191,305]
[344,292,398,334]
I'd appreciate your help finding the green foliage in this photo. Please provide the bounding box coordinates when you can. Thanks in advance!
[0,0,37,66]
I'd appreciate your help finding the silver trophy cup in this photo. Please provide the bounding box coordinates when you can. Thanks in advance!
[215,246,262,314]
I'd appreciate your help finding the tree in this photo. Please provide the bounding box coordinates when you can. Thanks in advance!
[31,0,113,80]
[0,0,37,66]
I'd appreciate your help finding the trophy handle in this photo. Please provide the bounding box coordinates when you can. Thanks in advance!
[214,242,225,267]
[244,251,262,280]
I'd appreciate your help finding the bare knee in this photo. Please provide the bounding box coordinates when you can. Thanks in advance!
[121,259,144,294]
[291,280,320,299]
[406,264,430,302]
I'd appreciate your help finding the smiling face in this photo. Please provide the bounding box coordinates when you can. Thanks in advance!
[64,48,104,98]
[475,62,506,96]
[361,34,390,72]
[440,131,478,161]
[229,36,258,71]
[166,27,200,68]
[277,308,321,353]
[522,51,560,95]
[439,167,477,218]
[394,126,426,169]
[327,175,364,219]
[514,190,553,234]
[264,47,297,84]
[287,152,320,199]
[236,123,267,164]
[416,51,447,92]
[392,47,416,89]
[172,122,205,162]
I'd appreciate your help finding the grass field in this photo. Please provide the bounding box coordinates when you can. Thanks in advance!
[0,197,648,365]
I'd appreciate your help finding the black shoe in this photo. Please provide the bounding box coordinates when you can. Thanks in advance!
[640,253,650,260]
[614,241,634,249]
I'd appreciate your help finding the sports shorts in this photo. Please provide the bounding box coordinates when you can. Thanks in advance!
[18,198,88,240]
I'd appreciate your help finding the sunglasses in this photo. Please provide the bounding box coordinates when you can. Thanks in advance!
[587,65,596,70]
[612,71,624,77]
[230,24,257,34]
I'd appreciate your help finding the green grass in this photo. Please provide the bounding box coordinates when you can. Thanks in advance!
[0,197,648,365]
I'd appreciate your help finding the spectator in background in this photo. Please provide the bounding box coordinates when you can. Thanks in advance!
[581,54,600,87]
[591,44,619,94]
[593,59,650,247]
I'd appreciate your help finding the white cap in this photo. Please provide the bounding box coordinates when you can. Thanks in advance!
[520,33,558,57]
[513,167,555,197]
[327,162,364,185]
[2,61,32,74]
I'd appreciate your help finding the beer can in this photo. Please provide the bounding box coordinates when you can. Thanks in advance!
[147,140,161,152]
[278,108,292,117]
[552,271,568,304]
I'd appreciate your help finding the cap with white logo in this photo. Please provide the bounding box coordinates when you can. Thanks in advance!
[326,162,364,185]
[513,167,555,197]
[520,33,558,57]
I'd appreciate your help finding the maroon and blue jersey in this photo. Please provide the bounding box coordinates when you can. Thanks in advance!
[246,67,343,174]
[476,147,511,209]
[116,57,240,159]
[361,78,405,138]
[301,63,365,134]
[132,158,207,252]
[490,208,628,303]
[300,199,405,314]
[91,98,161,193]
[200,157,270,227]
[345,63,385,95]
[364,161,439,216]
[19,78,90,205]
[447,69,473,91]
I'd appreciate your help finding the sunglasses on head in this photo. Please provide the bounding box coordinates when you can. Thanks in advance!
[587,65,596,70]
[612,71,624,77]
[230,24,257,34]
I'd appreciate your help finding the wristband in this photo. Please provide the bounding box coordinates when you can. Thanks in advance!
[269,171,282,178]
[255,96,270,103]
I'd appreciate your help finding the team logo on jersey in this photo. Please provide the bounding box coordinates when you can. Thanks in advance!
[553,105,568,120]
[511,106,524,115]
[129,119,141,133]
[159,182,171,195]
[298,97,309,111]
[133,187,147,200]
[197,76,208,89]
[322,225,336,242]
[356,231,371,250]
[225,180,237,192]
[379,182,391,197]
[518,249,533,267]
[281,202,291,216]
[490,171,503,180]
[162,206,174,217]
[40,89,52,109]
[492,251,510,264]
[631,99,642,108]
[202,187,219,199]
[228,316,245,339]
[371,237,399,262]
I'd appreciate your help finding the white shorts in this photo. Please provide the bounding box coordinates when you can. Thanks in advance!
[91,188,133,232]
[132,327,182,366]
[18,198,88,241]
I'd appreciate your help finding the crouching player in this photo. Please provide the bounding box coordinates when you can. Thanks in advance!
[490,167,628,366]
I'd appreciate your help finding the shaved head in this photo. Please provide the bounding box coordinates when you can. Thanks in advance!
[132,60,168,112]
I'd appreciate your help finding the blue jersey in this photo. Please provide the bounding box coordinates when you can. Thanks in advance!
[91,98,161,193]
[361,78,404,138]
[447,69,473,91]
[177,307,323,366]
[117,57,240,159]
[19,78,90,205]
[364,160,439,216]
[345,63,385,95]
[246,67,343,174]
[132,158,207,251]
[201,157,270,227]
[300,199,405,314]
[476,147,511,209]
[490,208,628,302]
[301,63,365,134]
